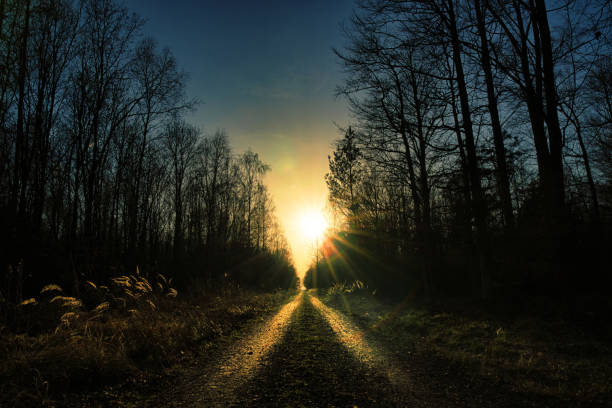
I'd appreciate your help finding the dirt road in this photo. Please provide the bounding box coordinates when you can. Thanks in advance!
[156,290,426,407]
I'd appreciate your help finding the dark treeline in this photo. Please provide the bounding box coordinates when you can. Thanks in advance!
[306,0,611,303]
[0,0,295,302]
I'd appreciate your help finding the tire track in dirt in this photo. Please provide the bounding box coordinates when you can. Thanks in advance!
[233,291,417,407]
[310,295,416,392]
[157,291,303,407]
[156,290,431,407]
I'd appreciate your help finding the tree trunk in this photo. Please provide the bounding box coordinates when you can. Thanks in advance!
[446,0,490,299]
[474,0,514,229]
[534,0,566,221]
[12,0,31,223]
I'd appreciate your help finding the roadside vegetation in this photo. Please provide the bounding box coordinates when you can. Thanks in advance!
[318,284,612,407]
[0,271,296,407]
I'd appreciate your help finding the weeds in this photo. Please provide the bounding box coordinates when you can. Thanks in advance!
[327,280,368,297]
[321,291,612,406]
[0,270,292,407]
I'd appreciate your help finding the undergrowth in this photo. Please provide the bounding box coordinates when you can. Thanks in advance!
[327,280,370,297]
[0,269,292,407]
[320,289,612,406]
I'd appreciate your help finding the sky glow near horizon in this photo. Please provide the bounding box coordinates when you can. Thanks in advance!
[125,0,354,276]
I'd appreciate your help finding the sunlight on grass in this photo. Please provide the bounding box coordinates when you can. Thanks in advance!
[319,292,612,404]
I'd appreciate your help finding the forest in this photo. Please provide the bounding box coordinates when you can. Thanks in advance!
[306,0,611,306]
[2,0,612,406]
[0,0,296,301]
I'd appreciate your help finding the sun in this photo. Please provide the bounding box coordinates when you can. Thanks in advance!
[298,210,328,242]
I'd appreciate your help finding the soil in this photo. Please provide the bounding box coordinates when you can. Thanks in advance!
[151,291,426,407]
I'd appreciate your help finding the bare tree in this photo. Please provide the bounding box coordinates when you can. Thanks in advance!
[163,118,199,260]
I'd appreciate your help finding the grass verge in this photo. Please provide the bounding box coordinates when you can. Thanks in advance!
[0,277,295,407]
[319,287,612,407]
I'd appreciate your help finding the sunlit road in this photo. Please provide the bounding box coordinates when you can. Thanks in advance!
[159,292,303,407]
[159,290,421,407]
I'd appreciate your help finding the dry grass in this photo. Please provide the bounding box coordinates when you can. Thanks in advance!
[0,272,293,407]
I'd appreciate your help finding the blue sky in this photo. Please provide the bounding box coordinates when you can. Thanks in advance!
[124,0,355,274]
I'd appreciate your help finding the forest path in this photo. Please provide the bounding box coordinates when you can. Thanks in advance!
[156,290,430,407]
